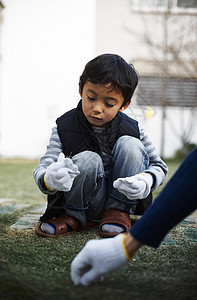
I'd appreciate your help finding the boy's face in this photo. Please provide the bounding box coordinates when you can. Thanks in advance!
[79,81,130,127]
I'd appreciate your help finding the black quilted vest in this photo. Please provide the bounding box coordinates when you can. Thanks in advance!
[56,100,140,157]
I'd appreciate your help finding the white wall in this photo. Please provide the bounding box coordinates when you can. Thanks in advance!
[0,0,96,158]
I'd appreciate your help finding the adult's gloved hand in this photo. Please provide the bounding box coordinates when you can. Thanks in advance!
[44,153,80,192]
[71,234,133,286]
[113,173,153,200]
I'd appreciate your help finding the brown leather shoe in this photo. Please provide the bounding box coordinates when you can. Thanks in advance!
[99,208,131,238]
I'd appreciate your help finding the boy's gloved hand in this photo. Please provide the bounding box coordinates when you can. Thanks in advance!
[113,173,153,200]
[44,153,80,192]
[71,234,130,286]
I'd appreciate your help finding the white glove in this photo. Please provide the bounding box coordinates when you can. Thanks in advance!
[113,173,153,200]
[44,153,80,192]
[71,234,130,286]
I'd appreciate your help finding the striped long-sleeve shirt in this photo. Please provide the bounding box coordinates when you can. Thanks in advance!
[33,125,168,194]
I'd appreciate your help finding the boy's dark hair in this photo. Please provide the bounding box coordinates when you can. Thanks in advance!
[79,53,138,106]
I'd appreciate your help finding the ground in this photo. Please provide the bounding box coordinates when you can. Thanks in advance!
[0,159,196,300]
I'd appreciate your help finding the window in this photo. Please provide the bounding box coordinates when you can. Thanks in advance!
[178,0,197,8]
[138,0,170,6]
[130,0,197,13]
[136,76,197,107]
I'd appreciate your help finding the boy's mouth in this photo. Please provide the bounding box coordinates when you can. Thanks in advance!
[90,116,102,122]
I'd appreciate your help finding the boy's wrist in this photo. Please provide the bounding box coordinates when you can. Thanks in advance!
[43,175,56,191]
[40,176,47,190]
[145,172,155,188]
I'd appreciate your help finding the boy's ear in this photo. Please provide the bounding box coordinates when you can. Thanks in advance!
[78,82,82,97]
[119,100,131,112]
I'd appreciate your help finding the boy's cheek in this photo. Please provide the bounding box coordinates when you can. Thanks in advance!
[107,110,119,120]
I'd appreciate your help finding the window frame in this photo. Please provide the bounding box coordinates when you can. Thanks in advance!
[130,0,197,14]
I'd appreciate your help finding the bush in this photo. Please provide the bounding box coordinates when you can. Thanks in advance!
[174,143,196,160]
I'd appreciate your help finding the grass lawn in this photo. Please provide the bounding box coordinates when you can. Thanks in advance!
[0,159,196,300]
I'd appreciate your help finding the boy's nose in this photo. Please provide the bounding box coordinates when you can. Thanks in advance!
[93,102,103,113]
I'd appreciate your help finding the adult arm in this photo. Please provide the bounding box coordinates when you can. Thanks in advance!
[129,146,197,248]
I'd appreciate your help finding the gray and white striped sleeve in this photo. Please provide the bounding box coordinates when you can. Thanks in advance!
[139,127,168,191]
[33,126,62,189]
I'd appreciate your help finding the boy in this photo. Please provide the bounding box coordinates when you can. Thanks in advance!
[33,53,168,238]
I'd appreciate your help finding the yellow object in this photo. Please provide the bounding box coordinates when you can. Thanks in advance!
[146,106,154,119]
[122,235,135,260]
[43,175,55,192]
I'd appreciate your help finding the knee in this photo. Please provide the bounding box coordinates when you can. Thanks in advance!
[113,136,147,161]
[72,151,103,174]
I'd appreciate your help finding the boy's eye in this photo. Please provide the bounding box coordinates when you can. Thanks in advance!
[105,103,114,108]
[88,96,95,101]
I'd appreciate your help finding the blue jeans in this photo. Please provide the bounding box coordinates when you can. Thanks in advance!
[42,136,151,225]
